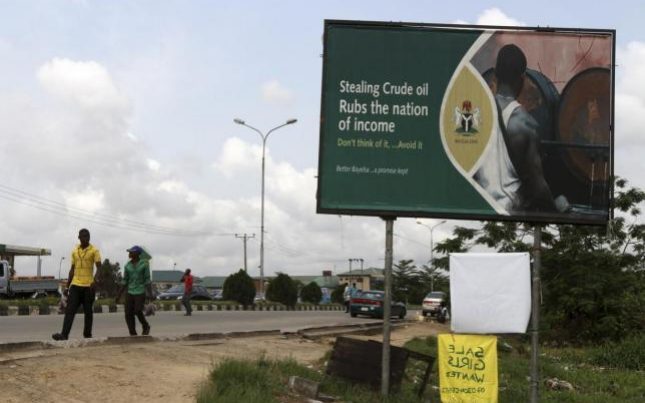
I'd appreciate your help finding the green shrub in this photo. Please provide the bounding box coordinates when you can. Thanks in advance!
[266,273,297,307]
[588,334,645,370]
[300,281,323,304]
[222,269,256,306]
[331,284,346,304]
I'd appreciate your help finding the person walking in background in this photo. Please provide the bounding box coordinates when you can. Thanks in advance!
[181,268,193,316]
[343,282,357,313]
[115,246,153,336]
[52,228,102,341]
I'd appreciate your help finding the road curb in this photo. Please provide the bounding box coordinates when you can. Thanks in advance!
[296,320,409,339]
[0,341,52,353]
[0,303,344,316]
[0,321,411,354]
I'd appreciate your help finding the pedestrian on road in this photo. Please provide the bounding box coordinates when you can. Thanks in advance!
[52,228,102,341]
[181,268,193,316]
[343,282,357,313]
[115,246,153,336]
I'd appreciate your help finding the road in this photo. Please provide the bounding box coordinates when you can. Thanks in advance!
[0,310,393,343]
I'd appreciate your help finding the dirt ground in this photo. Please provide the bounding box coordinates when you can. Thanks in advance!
[0,320,447,403]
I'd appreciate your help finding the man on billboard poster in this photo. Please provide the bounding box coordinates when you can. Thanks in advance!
[474,44,562,214]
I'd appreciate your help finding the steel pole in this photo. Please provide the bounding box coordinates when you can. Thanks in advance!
[260,138,266,294]
[58,257,65,280]
[530,225,542,402]
[381,218,394,396]
[234,118,296,297]
[430,230,434,291]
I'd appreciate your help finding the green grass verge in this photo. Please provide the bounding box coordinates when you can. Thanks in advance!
[404,335,645,403]
[197,355,421,403]
[198,335,645,402]
[0,296,60,307]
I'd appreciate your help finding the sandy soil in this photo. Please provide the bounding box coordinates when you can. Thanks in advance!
[0,320,448,403]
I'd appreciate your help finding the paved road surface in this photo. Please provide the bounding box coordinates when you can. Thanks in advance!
[0,310,394,343]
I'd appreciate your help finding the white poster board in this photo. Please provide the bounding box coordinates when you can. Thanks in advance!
[450,253,531,333]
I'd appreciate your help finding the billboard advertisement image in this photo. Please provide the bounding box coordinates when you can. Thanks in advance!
[317,20,615,225]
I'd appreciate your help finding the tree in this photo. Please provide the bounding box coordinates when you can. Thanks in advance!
[266,273,298,307]
[418,264,449,294]
[435,178,645,344]
[95,259,122,298]
[300,281,323,304]
[393,259,426,304]
[331,283,346,304]
[222,269,256,306]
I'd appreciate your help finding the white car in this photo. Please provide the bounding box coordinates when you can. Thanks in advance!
[422,291,446,316]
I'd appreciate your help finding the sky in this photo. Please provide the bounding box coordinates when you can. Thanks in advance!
[1,1,644,277]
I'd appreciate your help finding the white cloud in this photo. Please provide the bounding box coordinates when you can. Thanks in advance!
[476,8,525,26]
[617,41,645,100]
[212,137,261,177]
[615,41,645,188]
[261,80,294,105]
[61,189,105,214]
[37,58,130,115]
[147,158,161,172]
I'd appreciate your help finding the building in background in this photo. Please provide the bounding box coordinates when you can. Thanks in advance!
[337,268,384,292]
[151,270,188,290]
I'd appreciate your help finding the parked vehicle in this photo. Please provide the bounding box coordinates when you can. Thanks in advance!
[157,285,212,300]
[422,291,447,316]
[209,289,223,300]
[349,290,407,319]
[0,260,59,298]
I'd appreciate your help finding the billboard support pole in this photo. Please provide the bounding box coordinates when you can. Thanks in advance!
[381,217,395,396]
[530,225,542,402]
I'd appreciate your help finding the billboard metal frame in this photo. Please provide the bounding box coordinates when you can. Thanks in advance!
[317,19,616,226]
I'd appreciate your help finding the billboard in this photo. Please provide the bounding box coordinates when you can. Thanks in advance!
[317,20,615,225]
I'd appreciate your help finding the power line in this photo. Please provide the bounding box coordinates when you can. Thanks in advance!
[0,183,221,237]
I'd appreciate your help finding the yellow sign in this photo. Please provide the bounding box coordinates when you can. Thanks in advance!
[438,334,498,402]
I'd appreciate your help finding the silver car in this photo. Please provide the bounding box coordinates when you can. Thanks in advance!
[422,291,446,316]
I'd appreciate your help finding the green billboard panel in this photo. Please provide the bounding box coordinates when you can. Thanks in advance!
[317,20,615,225]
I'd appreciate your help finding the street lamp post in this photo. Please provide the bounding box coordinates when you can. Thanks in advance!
[58,257,65,280]
[416,219,447,291]
[234,118,297,295]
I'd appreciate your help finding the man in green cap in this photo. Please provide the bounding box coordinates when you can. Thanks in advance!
[115,245,153,336]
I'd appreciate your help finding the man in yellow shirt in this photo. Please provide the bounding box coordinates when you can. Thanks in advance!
[52,228,102,341]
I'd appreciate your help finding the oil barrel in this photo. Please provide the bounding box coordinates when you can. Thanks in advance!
[550,67,611,211]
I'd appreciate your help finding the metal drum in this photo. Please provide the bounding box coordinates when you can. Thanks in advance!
[483,68,560,142]
[554,68,611,211]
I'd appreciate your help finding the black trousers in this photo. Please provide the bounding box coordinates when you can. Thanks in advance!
[125,293,150,335]
[61,285,94,338]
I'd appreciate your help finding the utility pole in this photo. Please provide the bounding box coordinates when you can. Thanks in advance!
[235,233,255,272]
[349,258,362,273]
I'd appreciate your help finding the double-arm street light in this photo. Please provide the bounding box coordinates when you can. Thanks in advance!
[234,118,298,295]
[416,219,447,291]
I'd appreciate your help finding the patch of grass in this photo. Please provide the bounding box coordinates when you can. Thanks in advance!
[197,357,315,403]
[402,335,645,403]
[199,337,645,402]
[2,296,60,307]
[587,334,645,371]
[198,355,424,403]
